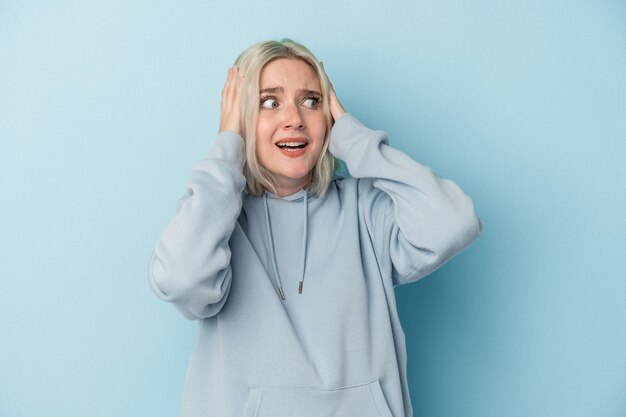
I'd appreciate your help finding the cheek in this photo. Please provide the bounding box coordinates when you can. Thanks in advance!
[255,116,270,140]
[255,117,274,155]
[305,112,326,134]
[312,116,327,145]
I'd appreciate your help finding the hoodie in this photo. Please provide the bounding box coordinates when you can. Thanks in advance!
[147,113,483,417]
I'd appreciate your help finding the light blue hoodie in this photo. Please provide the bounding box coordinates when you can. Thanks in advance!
[147,113,483,417]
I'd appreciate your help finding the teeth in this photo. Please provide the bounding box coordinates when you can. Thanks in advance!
[277,142,306,147]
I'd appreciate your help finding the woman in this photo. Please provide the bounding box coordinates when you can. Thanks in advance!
[148,38,482,417]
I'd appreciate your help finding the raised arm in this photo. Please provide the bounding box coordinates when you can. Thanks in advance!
[327,86,482,286]
[147,66,246,319]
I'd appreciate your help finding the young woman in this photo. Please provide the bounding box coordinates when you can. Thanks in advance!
[148,38,483,417]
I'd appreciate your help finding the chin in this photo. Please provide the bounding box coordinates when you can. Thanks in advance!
[281,173,309,181]
[282,165,313,178]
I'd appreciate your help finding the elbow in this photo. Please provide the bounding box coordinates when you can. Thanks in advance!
[444,212,483,258]
[448,187,483,249]
[147,251,232,320]
[174,278,232,320]
[392,212,483,286]
[427,212,482,267]
[462,213,483,243]
[147,250,170,301]
[441,179,483,245]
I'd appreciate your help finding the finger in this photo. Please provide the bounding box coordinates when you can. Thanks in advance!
[234,72,244,102]
[229,67,240,102]
[223,67,233,95]
[226,67,241,108]
[221,67,233,107]
[227,67,237,99]
[234,68,243,93]
[328,77,335,93]
[327,84,336,105]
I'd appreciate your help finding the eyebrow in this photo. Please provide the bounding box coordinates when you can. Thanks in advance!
[260,86,322,96]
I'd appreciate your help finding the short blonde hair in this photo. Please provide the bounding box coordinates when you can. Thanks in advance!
[233,38,339,197]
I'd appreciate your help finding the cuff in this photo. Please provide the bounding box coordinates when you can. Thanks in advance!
[205,131,245,163]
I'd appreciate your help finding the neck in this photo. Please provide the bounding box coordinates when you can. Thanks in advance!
[272,177,311,197]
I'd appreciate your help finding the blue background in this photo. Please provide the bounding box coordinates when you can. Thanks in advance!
[1,1,625,416]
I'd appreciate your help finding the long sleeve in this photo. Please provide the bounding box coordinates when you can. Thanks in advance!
[329,113,483,287]
[147,131,246,319]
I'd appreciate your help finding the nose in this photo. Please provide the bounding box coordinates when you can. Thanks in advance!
[282,102,305,129]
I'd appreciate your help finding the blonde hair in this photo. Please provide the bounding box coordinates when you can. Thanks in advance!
[233,38,339,197]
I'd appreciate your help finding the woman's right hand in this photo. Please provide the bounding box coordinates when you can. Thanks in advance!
[219,66,243,134]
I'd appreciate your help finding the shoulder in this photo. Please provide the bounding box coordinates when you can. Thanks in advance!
[330,175,378,206]
[331,174,357,192]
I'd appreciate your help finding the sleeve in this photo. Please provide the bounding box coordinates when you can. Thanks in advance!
[147,130,246,319]
[328,113,483,287]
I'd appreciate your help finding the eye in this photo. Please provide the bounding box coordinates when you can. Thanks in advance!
[303,96,321,109]
[260,96,279,109]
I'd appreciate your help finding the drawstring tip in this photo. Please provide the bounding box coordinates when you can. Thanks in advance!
[278,287,286,300]
[298,281,303,294]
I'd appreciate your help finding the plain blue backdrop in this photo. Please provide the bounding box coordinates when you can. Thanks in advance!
[1,1,625,416]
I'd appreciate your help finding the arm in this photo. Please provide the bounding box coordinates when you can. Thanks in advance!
[147,133,245,319]
[328,113,483,287]
[147,66,246,319]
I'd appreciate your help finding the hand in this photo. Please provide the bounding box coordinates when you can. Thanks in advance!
[320,62,346,123]
[219,66,243,134]
[327,81,346,123]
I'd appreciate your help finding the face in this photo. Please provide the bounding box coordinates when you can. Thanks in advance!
[255,58,326,196]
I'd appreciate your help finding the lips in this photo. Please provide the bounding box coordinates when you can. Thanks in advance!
[274,137,309,157]
[274,137,309,145]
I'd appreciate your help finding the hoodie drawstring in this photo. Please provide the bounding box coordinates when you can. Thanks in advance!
[299,188,308,294]
[263,187,309,301]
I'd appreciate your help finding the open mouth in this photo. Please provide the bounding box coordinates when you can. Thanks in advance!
[275,141,308,151]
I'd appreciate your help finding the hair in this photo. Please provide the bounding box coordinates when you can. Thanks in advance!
[233,38,339,197]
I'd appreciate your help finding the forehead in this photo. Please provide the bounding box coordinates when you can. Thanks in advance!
[259,58,321,90]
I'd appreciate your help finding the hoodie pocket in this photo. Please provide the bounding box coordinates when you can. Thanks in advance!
[239,378,393,417]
